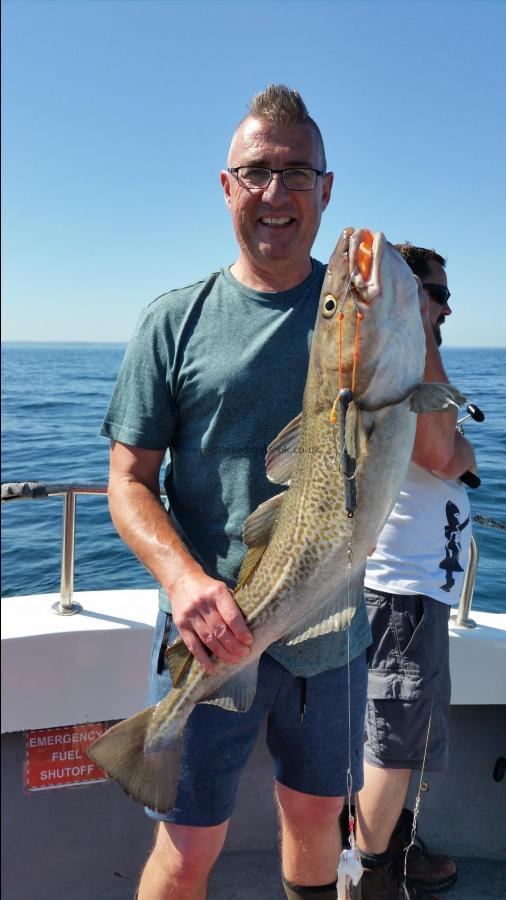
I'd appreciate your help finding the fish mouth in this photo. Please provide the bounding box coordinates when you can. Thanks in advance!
[348,229,383,305]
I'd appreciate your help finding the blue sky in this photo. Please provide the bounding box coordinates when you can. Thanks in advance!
[2,0,505,346]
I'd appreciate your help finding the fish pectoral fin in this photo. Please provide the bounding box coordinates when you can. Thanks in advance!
[165,638,194,688]
[200,659,259,712]
[87,706,182,814]
[410,383,467,414]
[242,492,285,548]
[344,403,372,461]
[265,413,302,484]
[344,401,358,459]
[356,408,373,458]
[279,568,365,645]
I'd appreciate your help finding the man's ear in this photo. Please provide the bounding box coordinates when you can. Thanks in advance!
[322,172,333,211]
[220,171,233,210]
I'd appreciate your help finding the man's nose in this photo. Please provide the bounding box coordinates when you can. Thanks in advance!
[262,171,289,200]
[443,302,452,316]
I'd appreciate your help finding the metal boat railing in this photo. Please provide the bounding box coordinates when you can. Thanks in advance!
[0,480,482,623]
[1,481,165,615]
[2,483,109,614]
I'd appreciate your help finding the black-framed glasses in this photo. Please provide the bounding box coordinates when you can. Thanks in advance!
[422,283,451,306]
[227,166,326,191]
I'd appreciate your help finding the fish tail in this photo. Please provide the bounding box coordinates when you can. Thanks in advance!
[88,705,183,813]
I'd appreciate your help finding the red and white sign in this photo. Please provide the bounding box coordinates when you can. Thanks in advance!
[25,722,108,791]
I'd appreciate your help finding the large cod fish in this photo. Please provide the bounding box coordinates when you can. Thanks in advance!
[89,228,463,812]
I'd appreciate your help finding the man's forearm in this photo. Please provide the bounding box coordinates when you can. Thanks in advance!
[431,430,477,480]
[108,480,203,591]
[412,325,458,471]
[108,474,253,670]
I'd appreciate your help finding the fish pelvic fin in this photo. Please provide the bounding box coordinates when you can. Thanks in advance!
[235,543,268,590]
[238,492,286,590]
[410,383,466,414]
[265,413,302,485]
[279,566,365,645]
[242,492,285,548]
[165,638,194,688]
[200,659,259,712]
[87,706,182,813]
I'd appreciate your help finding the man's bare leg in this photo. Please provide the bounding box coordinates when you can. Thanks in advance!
[137,820,229,900]
[276,782,344,886]
[356,762,412,854]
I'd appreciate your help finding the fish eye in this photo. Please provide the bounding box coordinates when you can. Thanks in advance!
[322,294,337,318]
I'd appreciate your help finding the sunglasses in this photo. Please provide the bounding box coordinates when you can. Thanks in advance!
[422,283,451,306]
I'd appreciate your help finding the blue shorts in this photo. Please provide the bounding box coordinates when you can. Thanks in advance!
[146,610,368,826]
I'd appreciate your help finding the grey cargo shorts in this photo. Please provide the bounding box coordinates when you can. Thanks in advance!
[364,589,451,771]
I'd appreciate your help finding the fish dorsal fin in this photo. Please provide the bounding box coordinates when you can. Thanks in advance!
[242,492,285,548]
[410,383,466,414]
[199,659,259,712]
[165,638,193,688]
[265,413,302,485]
[278,566,365,645]
[235,543,269,590]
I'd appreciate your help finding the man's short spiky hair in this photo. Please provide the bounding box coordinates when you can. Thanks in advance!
[249,84,309,122]
[246,84,327,170]
[394,243,446,280]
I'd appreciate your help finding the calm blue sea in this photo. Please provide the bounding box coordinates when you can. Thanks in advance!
[1,343,505,612]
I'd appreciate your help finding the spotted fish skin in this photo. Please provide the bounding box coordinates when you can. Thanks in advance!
[89,227,455,813]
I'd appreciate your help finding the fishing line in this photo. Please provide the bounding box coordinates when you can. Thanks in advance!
[403,704,433,880]
[335,252,367,896]
[345,527,354,832]
[337,522,363,899]
[351,310,364,395]
[401,400,495,873]
[337,276,354,317]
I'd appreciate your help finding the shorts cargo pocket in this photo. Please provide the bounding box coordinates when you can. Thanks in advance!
[366,594,442,702]
[391,595,426,658]
[148,610,180,706]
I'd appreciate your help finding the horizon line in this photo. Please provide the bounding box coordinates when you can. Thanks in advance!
[3,340,506,351]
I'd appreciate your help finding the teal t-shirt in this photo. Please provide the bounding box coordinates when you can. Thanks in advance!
[101,262,371,675]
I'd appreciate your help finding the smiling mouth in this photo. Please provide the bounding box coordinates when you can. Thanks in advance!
[259,216,295,227]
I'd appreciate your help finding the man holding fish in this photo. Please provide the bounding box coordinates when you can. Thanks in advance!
[98,84,373,900]
[95,84,461,900]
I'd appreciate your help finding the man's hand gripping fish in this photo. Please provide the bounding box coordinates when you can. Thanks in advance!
[89,228,464,813]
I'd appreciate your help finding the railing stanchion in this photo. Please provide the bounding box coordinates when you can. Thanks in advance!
[451,535,478,629]
[52,489,82,616]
